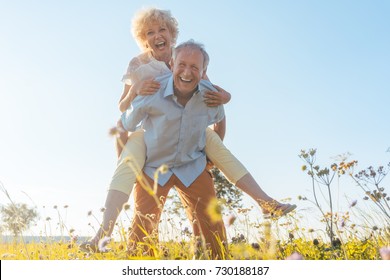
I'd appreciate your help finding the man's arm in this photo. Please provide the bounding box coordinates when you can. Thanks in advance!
[121,96,149,132]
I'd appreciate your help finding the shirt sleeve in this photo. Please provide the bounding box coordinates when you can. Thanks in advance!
[199,80,226,124]
[215,105,225,123]
[121,95,148,132]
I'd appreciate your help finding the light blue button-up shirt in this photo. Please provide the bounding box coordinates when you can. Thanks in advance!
[121,73,225,187]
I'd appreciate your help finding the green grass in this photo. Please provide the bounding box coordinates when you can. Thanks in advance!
[1,149,389,260]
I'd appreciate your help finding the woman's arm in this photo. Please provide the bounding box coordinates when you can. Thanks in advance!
[204,85,231,107]
[212,116,226,141]
[118,79,161,113]
[202,72,231,106]
[118,84,134,113]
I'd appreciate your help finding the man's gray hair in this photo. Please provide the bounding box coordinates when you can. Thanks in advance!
[172,39,210,70]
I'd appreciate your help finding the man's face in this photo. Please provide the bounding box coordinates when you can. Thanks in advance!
[171,47,204,96]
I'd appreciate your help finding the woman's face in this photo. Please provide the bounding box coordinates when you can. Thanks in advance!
[144,21,173,62]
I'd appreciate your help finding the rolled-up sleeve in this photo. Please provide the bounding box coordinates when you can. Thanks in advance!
[199,80,225,125]
[207,105,225,125]
[215,105,225,123]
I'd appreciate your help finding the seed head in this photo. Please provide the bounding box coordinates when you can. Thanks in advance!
[108,126,125,138]
[157,164,169,174]
[226,214,236,226]
[349,200,357,208]
[98,237,111,253]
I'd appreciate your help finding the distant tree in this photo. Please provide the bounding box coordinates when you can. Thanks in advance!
[210,167,243,210]
[165,167,243,221]
[0,203,39,237]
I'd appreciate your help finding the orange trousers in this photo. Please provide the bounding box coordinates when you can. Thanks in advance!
[128,169,227,259]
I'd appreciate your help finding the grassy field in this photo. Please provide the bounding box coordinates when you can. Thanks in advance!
[1,149,389,260]
[1,212,389,260]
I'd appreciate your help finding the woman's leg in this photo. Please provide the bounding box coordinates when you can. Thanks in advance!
[80,130,146,252]
[235,173,296,216]
[109,130,146,194]
[81,190,129,252]
[205,128,296,216]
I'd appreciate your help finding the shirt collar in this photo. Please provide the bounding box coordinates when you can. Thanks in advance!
[164,75,175,98]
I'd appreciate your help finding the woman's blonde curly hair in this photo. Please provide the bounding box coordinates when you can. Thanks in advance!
[131,7,179,52]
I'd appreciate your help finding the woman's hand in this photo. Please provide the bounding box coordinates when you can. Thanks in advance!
[134,79,161,96]
[204,85,231,107]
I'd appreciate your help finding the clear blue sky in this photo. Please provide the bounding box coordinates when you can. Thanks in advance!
[1,0,389,238]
